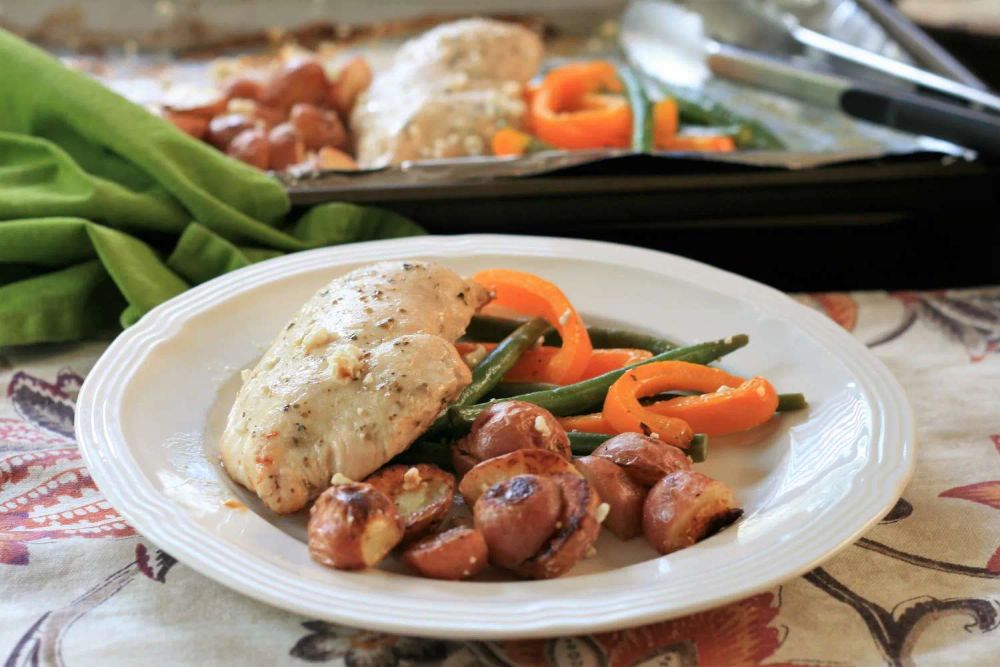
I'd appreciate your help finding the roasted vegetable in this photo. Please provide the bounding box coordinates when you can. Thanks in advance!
[643,471,742,554]
[474,474,563,569]
[511,473,603,579]
[592,432,692,487]
[307,481,404,570]
[401,526,489,580]
[458,448,580,506]
[447,335,749,431]
[574,455,645,540]
[365,464,455,541]
[452,401,571,477]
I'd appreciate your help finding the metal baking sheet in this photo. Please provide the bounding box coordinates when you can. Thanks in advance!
[3,0,978,194]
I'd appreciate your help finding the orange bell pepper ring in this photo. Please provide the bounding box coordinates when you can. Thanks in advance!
[491,127,534,157]
[558,413,617,435]
[647,376,779,436]
[652,98,679,149]
[529,61,632,150]
[603,360,778,445]
[472,269,593,385]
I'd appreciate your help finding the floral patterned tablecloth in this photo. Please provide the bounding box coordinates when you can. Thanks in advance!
[1,287,998,667]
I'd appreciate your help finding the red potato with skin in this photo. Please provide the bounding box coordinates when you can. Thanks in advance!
[643,471,743,555]
[512,473,603,580]
[473,474,562,569]
[312,146,359,171]
[224,77,264,102]
[452,401,571,477]
[307,482,405,570]
[206,113,255,150]
[401,526,488,580]
[261,60,329,112]
[268,123,306,170]
[291,103,348,150]
[328,56,373,118]
[593,432,692,487]
[164,111,209,139]
[458,448,581,506]
[226,127,270,169]
[573,455,645,540]
[365,464,455,541]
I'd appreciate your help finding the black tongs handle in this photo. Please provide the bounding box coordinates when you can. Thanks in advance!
[841,84,1000,160]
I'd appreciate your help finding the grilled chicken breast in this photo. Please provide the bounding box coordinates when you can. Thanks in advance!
[352,18,544,167]
[221,261,489,514]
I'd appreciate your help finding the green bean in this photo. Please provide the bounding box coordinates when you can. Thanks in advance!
[618,65,652,152]
[465,315,678,354]
[424,318,549,439]
[455,317,549,406]
[776,393,808,412]
[570,431,708,462]
[687,434,708,463]
[489,382,559,398]
[640,391,808,412]
[653,81,784,150]
[447,334,749,432]
[568,431,611,456]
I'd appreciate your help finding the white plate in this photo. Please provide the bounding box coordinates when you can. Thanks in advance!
[76,235,914,639]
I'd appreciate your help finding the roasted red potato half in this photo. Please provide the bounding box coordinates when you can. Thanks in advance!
[401,526,488,580]
[573,455,646,540]
[458,448,580,506]
[473,474,563,569]
[511,473,603,579]
[307,482,404,570]
[452,401,571,477]
[643,471,743,555]
[365,464,456,541]
[593,432,692,487]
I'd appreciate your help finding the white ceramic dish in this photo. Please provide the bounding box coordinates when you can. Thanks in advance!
[76,235,914,639]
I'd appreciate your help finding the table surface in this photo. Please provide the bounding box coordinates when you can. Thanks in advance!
[1,286,998,666]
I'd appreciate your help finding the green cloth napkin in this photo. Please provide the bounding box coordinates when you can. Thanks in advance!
[0,29,425,347]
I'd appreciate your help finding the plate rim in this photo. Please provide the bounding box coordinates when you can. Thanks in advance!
[76,234,915,639]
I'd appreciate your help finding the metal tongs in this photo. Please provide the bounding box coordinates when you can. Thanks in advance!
[622,0,1000,158]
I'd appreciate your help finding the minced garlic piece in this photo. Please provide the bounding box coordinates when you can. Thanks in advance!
[402,467,422,491]
[331,473,353,485]
[327,343,364,383]
[595,502,610,524]
[534,415,552,438]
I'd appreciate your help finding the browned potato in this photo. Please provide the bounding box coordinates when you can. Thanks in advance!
[261,61,329,112]
[458,448,580,506]
[593,433,691,487]
[207,113,255,150]
[268,123,306,170]
[252,104,288,130]
[312,147,359,171]
[226,127,270,169]
[401,526,488,580]
[452,401,571,477]
[365,464,455,541]
[473,474,562,569]
[573,455,645,540]
[308,482,404,570]
[512,473,602,579]
[165,111,209,139]
[328,56,373,118]
[643,471,743,555]
[290,103,348,151]
[224,77,264,102]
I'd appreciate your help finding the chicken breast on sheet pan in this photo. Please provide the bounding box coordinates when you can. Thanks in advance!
[351,18,544,167]
[221,261,490,514]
